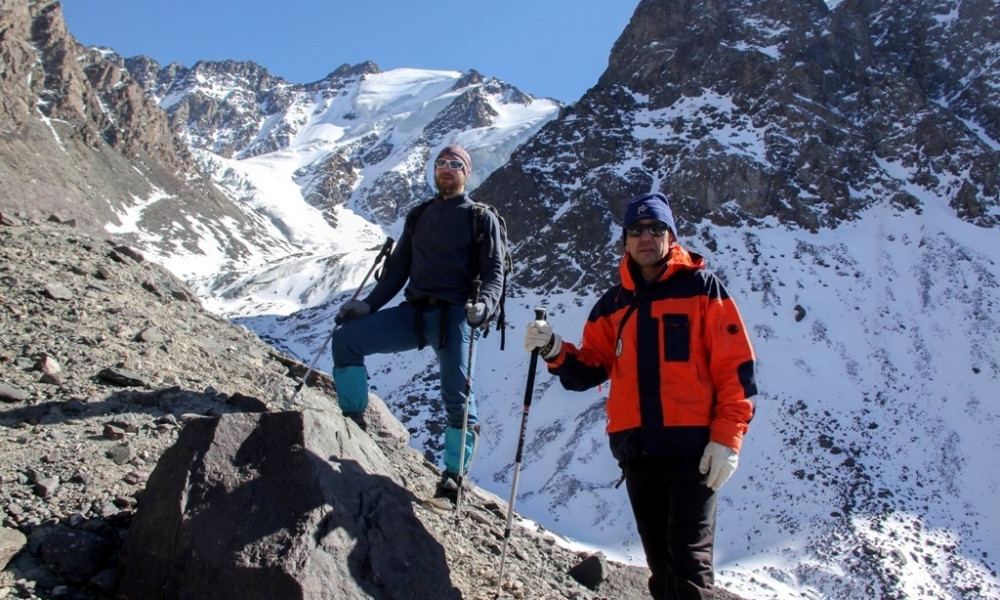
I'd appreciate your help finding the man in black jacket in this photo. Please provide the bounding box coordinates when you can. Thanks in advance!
[332,145,505,501]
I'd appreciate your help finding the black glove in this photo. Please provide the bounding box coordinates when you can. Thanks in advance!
[336,300,370,324]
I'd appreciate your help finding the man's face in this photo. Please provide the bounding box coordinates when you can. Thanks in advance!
[433,153,468,198]
[624,219,673,269]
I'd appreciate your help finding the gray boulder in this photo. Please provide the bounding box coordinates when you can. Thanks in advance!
[569,552,610,590]
[117,410,461,600]
[0,526,27,571]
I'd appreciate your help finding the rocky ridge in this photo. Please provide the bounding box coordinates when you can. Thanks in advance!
[472,0,1000,294]
[118,52,559,231]
[0,0,252,249]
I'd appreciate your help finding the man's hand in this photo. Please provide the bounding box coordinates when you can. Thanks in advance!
[336,300,370,324]
[523,320,562,360]
[698,441,739,491]
[465,301,487,327]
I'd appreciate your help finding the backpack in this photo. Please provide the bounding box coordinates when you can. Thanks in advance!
[403,199,514,349]
[471,201,513,349]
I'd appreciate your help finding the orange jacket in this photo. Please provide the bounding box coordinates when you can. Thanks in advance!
[546,244,757,462]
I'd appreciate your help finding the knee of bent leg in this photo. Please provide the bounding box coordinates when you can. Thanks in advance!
[330,325,360,363]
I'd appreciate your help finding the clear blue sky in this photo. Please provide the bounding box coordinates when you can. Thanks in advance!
[61,1,640,103]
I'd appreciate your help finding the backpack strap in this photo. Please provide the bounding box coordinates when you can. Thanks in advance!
[471,202,496,259]
[470,202,508,349]
[403,199,433,240]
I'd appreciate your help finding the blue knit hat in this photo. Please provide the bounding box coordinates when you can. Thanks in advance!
[623,192,676,237]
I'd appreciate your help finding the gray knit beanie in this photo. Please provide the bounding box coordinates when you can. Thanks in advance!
[436,145,472,173]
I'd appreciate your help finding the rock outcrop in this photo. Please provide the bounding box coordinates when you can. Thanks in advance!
[473,0,1000,294]
[118,410,464,600]
[0,1,242,242]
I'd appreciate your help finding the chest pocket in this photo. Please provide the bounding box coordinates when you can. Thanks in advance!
[661,313,690,362]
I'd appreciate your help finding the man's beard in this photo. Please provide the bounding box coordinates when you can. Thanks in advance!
[435,177,462,198]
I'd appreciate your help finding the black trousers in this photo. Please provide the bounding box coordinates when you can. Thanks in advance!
[623,456,718,600]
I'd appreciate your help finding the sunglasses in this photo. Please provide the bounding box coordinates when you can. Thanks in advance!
[434,158,465,171]
[625,222,669,238]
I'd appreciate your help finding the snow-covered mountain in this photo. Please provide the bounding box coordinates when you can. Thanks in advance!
[118,57,560,317]
[3,0,998,598]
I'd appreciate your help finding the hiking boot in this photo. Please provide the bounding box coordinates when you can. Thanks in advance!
[433,471,461,504]
[343,411,367,432]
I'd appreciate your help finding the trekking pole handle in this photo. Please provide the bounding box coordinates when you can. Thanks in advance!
[295,236,394,400]
[515,306,546,461]
[378,236,395,259]
[465,278,482,331]
[333,237,395,325]
[526,307,547,365]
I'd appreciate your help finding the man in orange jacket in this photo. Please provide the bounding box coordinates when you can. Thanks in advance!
[523,191,757,600]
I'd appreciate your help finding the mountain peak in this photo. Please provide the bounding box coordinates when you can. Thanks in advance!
[324,60,381,81]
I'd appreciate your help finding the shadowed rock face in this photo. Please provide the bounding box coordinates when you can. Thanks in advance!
[0,1,240,241]
[117,410,462,600]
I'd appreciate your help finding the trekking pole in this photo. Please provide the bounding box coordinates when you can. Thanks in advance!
[284,237,394,409]
[494,306,546,598]
[454,278,481,519]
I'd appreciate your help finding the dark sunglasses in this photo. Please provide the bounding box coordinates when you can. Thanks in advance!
[434,158,465,171]
[625,222,669,238]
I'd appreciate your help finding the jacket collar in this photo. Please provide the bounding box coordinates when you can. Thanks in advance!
[435,193,469,207]
[619,243,705,292]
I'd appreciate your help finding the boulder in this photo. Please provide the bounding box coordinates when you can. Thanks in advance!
[569,552,610,590]
[0,526,27,570]
[117,409,461,600]
[38,525,113,584]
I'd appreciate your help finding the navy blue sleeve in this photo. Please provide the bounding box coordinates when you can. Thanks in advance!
[362,216,413,311]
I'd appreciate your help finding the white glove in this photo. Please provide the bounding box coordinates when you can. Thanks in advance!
[465,301,487,326]
[523,320,562,360]
[336,299,370,324]
[698,441,739,491]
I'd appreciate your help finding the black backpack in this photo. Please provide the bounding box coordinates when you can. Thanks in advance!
[404,199,513,349]
[471,201,513,349]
